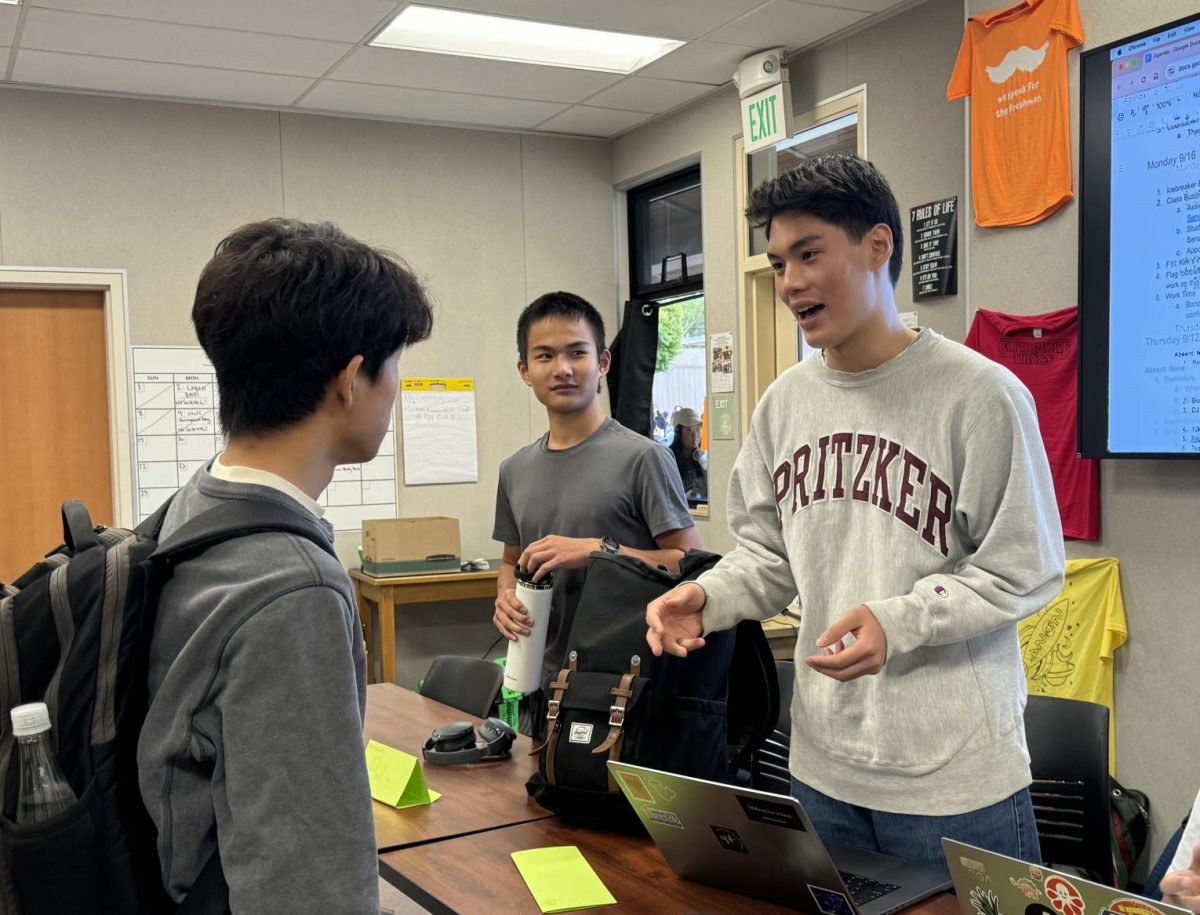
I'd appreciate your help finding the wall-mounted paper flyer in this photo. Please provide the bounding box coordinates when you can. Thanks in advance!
[400,378,478,485]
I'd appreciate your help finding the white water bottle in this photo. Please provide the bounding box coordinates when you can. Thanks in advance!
[503,569,554,694]
[12,702,76,825]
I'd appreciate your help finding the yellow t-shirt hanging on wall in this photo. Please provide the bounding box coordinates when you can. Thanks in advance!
[1019,557,1128,773]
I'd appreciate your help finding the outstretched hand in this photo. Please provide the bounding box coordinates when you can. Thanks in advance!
[645,582,707,657]
[804,604,887,682]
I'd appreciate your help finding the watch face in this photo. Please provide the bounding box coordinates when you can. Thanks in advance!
[601,536,619,554]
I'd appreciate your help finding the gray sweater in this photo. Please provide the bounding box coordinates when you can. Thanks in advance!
[137,467,377,913]
[699,330,1065,816]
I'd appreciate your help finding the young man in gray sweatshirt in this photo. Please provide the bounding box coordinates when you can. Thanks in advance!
[647,154,1064,863]
[137,219,433,912]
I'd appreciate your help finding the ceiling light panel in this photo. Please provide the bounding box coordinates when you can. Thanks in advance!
[370,5,684,74]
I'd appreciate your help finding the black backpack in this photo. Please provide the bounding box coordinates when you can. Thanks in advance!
[0,498,335,915]
[526,549,779,830]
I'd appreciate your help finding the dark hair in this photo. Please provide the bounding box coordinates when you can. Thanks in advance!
[669,427,707,500]
[745,153,904,286]
[192,218,433,437]
[517,291,606,363]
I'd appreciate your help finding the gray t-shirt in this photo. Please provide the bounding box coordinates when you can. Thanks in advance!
[493,417,695,686]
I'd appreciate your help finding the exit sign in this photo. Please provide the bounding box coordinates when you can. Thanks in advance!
[740,82,792,154]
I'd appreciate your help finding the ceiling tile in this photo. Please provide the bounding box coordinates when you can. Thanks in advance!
[534,105,651,137]
[793,0,906,13]
[21,8,351,77]
[706,0,867,49]
[584,76,714,115]
[298,80,568,129]
[11,49,315,106]
[331,46,621,104]
[416,0,772,41]
[634,40,759,86]
[28,0,401,43]
[0,6,17,45]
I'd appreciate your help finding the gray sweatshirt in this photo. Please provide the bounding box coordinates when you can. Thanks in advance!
[137,467,377,913]
[699,329,1064,816]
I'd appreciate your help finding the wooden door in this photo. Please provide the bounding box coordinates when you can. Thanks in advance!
[0,289,113,581]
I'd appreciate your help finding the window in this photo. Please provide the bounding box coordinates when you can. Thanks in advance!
[627,166,703,300]
[627,166,708,514]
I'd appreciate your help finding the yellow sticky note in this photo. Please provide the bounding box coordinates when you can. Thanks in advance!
[364,740,441,808]
[511,846,616,913]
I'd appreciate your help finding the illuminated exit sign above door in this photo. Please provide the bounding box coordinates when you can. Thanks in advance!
[740,82,792,154]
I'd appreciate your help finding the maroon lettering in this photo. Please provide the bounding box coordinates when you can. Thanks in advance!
[828,432,854,499]
[871,439,901,512]
[921,471,953,557]
[895,450,928,532]
[812,435,830,501]
[791,444,812,512]
[851,434,876,502]
[772,461,791,513]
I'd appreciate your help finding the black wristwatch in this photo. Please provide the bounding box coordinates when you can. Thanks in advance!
[599,536,620,556]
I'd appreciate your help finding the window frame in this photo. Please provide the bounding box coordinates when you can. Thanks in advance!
[627,164,704,302]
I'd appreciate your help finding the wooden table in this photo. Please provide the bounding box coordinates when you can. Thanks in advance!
[365,683,553,852]
[352,564,500,684]
[381,818,963,915]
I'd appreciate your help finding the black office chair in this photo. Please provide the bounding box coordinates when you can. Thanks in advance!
[419,655,504,719]
[751,658,795,795]
[1024,695,1115,885]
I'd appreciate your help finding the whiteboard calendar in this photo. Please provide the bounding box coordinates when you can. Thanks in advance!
[130,346,398,531]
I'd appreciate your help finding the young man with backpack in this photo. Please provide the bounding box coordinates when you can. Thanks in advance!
[646,154,1064,863]
[138,219,433,911]
[491,291,700,734]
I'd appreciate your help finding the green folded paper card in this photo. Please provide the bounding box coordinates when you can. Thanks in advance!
[365,740,441,808]
[511,846,617,913]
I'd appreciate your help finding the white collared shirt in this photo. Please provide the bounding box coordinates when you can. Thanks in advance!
[210,453,325,520]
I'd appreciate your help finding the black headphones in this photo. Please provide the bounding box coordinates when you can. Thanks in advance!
[421,717,516,766]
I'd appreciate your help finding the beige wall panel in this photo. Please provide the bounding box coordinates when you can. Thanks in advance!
[964,0,1200,848]
[789,40,851,113]
[280,113,527,564]
[0,89,284,343]
[848,0,966,340]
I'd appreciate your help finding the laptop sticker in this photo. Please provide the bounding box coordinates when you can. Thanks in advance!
[809,885,855,915]
[649,778,677,801]
[970,887,1002,915]
[1030,867,1045,882]
[735,794,807,831]
[710,825,749,854]
[642,806,684,829]
[1105,901,1167,915]
[1045,875,1086,915]
[961,857,994,885]
[616,771,654,803]
[1011,877,1042,900]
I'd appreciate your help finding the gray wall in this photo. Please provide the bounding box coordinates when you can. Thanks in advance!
[0,85,617,687]
[614,0,1194,852]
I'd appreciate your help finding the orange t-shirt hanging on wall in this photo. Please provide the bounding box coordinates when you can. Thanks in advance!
[947,0,1083,227]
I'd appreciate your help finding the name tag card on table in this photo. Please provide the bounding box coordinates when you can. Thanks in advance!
[365,740,441,808]
[511,846,616,913]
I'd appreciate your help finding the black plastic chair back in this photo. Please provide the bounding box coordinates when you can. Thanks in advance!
[752,659,795,795]
[1024,695,1114,885]
[420,655,504,718]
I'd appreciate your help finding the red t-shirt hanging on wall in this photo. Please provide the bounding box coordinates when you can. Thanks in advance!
[965,307,1099,540]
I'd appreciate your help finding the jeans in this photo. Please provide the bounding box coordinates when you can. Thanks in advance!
[790,777,1042,865]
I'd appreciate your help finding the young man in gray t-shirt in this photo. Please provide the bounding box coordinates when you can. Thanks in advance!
[492,291,699,733]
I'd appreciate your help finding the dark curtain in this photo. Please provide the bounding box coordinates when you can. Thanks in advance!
[606,300,658,438]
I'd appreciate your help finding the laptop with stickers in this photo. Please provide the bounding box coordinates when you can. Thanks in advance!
[608,761,951,914]
[941,839,1191,915]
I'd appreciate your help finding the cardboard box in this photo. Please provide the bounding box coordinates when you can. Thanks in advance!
[361,516,460,576]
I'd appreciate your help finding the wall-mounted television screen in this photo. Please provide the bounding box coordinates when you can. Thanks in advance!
[1079,11,1200,457]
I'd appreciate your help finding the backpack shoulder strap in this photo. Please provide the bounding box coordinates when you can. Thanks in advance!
[151,500,336,564]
